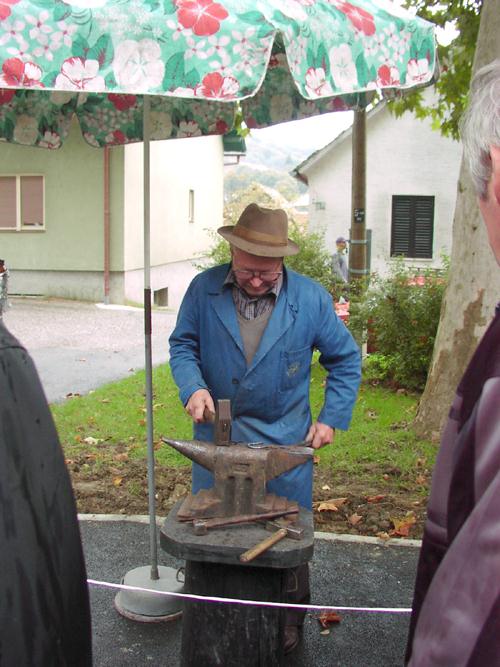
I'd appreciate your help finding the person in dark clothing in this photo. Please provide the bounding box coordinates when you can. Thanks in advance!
[405,59,500,666]
[0,317,92,666]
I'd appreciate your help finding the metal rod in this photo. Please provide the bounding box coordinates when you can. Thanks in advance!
[103,146,110,304]
[143,94,159,581]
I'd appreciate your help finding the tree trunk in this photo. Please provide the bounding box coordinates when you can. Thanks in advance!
[414,0,500,439]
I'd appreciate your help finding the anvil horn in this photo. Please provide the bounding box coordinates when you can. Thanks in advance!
[266,445,314,481]
[162,438,217,472]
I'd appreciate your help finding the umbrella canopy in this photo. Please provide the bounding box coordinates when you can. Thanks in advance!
[0,0,437,147]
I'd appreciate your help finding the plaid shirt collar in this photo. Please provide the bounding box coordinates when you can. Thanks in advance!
[223,265,283,320]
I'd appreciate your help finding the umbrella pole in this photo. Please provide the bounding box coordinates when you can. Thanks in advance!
[114,95,183,622]
[142,94,159,580]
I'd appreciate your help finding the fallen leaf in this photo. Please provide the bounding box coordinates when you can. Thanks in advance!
[138,419,146,426]
[83,436,100,445]
[376,532,391,541]
[382,473,390,480]
[318,611,342,628]
[113,477,123,487]
[114,453,129,462]
[415,474,427,486]
[367,494,385,504]
[366,409,378,419]
[316,498,347,512]
[101,399,110,404]
[74,435,82,443]
[390,512,416,537]
[348,513,363,525]
[321,484,331,491]
[313,455,320,465]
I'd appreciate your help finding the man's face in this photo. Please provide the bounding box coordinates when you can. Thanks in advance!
[231,247,284,297]
[478,145,500,266]
[336,241,347,253]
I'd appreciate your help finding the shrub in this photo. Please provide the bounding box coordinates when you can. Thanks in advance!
[349,258,449,391]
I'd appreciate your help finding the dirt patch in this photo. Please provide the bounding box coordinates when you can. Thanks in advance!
[69,457,427,540]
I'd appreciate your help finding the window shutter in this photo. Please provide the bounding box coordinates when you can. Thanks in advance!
[391,195,434,259]
[0,177,17,228]
[21,175,44,227]
[391,197,411,255]
[413,197,434,258]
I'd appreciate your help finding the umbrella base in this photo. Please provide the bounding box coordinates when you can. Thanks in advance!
[114,565,183,623]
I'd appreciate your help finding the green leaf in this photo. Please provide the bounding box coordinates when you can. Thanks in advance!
[163,52,186,89]
[238,11,267,24]
[163,0,176,13]
[54,2,71,21]
[105,72,117,88]
[2,118,14,141]
[184,68,200,88]
[43,71,59,87]
[355,52,370,88]
[72,35,89,59]
[88,35,114,68]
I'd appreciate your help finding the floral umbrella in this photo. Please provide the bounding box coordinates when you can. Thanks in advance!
[0,0,437,613]
[0,0,437,147]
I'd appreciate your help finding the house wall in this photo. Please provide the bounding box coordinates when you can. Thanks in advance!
[122,135,224,308]
[0,120,125,300]
[304,104,462,275]
[1,124,224,308]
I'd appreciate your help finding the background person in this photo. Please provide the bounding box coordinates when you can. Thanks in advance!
[169,202,361,653]
[405,58,500,666]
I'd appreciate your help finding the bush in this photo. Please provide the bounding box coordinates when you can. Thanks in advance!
[349,258,449,391]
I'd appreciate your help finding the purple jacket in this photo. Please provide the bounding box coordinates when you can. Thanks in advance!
[406,306,500,666]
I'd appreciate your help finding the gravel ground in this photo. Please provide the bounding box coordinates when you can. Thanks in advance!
[2,297,178,403]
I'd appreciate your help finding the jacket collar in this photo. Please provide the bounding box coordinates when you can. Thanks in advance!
[209,264,298,371]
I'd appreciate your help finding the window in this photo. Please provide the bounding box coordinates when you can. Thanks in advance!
[391,195,434,258]
[188,189,194,224]
[0,175,44,230]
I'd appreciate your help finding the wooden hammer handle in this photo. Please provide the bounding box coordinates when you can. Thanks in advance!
[239,528,287,563]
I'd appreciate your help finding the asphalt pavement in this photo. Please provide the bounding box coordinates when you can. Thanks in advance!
[3,297,178,403]
[82,518,418,667]
[3,297,421,666]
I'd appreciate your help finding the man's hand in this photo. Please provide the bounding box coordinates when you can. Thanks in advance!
[306,422,335,449]
[185,389,215,423]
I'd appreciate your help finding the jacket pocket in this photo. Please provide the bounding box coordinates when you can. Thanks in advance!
[281,346,312,390]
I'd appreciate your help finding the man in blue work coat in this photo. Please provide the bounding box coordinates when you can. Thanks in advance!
[169,202,361,653]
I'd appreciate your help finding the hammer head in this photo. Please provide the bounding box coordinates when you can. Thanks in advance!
[265,520,304,540]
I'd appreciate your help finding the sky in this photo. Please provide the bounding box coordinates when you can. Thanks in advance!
[252,111,355,154]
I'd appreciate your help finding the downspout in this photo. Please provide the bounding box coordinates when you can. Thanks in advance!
[103,146,110,304]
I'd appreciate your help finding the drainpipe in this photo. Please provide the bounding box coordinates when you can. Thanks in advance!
[103,146,110,304]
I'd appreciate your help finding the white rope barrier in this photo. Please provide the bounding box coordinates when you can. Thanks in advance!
[87,578,412,614]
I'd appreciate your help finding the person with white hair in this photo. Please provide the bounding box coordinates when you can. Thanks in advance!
[405,59,500,666]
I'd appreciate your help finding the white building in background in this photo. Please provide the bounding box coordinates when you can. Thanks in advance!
[292,97,462,275]
[0,120,224,310]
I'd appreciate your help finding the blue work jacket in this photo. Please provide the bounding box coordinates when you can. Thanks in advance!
[169,264,361,508]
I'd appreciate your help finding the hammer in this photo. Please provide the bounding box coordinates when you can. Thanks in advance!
[239,520,304,563]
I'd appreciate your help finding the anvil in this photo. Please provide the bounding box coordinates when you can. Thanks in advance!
[162,399,313,521]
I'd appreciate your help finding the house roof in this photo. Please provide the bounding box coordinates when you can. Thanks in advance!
[291,102,387,184]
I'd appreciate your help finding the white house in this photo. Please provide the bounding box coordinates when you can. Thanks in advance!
[292,96,463,275]
[0,120,225,310]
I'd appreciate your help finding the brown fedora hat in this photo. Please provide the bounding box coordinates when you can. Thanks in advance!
[218,203,299,257]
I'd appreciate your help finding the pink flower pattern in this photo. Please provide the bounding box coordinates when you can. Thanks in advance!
[0,0,436,147]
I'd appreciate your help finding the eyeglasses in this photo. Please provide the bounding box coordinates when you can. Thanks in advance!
[233,268,283,282]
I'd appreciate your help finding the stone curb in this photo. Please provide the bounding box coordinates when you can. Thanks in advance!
[77,513,421,547]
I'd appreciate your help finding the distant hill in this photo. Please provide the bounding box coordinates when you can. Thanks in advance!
[224,134,312,203]
[242,134,311,172]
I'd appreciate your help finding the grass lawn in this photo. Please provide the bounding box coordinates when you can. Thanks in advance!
[52,359,437,517]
